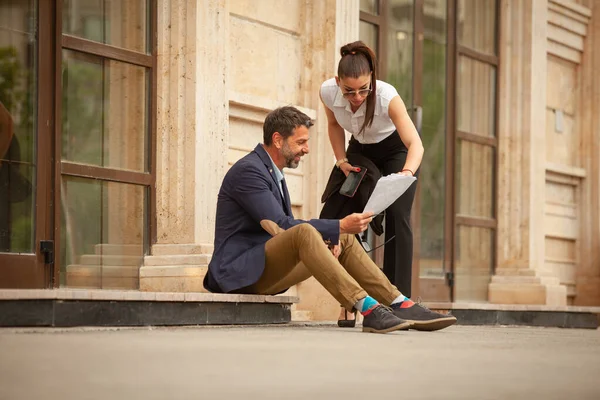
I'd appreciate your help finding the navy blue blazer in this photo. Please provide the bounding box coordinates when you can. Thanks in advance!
[203,144,340,293]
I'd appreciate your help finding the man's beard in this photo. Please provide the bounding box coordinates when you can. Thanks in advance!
[282,141,302,169]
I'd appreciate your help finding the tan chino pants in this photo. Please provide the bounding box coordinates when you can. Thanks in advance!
[242,223,402,311]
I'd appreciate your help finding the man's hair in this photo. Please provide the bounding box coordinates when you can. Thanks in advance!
[263,106,313,145]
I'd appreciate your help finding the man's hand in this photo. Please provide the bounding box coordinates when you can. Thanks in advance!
[340,212,374,234]
[329,244,342,258]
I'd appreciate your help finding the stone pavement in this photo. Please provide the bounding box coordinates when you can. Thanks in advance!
[0,324,598,400]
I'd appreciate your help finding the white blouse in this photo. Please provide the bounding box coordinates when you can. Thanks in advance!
[320,78,400,144]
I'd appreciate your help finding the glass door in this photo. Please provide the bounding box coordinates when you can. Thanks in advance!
[360,0,452,301]
[415,0,452,301]
[359,0,500,302]
[453,0,499,302]
[0,0,54,288]
[359,0,415,272]
[56,0,155,290]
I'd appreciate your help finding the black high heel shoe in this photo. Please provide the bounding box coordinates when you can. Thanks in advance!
[337,307,357,328]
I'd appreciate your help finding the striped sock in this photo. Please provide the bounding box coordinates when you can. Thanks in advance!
[354,296,379,316]
[391,295,415,309]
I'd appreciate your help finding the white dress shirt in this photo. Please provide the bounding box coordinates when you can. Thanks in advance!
[265,150,284,197]
[320,78,400,144]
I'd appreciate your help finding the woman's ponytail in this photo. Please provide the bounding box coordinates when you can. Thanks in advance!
[338,41,377,134]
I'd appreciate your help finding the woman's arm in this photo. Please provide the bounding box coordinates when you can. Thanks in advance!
[320,94,346,161]
[320,93,358,176]
[388,95,424,176]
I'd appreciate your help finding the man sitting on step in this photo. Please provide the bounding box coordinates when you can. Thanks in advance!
[203,106,456,334]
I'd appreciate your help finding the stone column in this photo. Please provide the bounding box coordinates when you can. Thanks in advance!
[140,0,228,292]
[577,2,600,305]
[336,0,359,148]
[193,0,229,246]
[292,0,360,321]
[153,0,197,246]
[299,0,339,222]
[489,0,567,305]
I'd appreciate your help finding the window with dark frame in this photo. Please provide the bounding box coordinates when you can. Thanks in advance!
[453,0,499,302]
[56,0,157,289]
[359,0,499,302]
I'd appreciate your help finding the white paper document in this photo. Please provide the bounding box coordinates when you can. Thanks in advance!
[362,174,417,215]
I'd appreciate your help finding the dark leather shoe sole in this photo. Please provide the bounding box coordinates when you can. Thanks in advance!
[338,309,357,328]
[405,316,457,331]
[362,320,412,334]
[338,319,356,328]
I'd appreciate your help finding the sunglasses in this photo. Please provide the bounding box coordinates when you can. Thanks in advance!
[341,86,372,99]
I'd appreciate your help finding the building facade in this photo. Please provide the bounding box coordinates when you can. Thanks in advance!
[0,0,599,320]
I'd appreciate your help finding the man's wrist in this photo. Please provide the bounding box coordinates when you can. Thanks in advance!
[339,219,348,234]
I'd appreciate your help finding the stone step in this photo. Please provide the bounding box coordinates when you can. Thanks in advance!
[80,255,144,266]
[66,264,140,278]
[151,244,214,256]
[65,265,140,290]
[493,268,537,276]
[143,254,211,267]
[424,302,600,329]
[0,289,299,327]
[139,265,208,293]
[139,265,208,277]
[0,288,298,304]
[94,244,144,256]
[490,275,555,284]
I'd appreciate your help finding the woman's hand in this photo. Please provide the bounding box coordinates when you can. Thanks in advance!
[397,169,414,177]
[340,162,361,177]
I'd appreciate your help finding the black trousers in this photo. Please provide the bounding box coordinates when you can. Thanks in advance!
[347,132,418,297]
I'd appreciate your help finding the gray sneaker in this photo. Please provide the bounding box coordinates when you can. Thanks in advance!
[362,305,412,334]
[391,303,457,331]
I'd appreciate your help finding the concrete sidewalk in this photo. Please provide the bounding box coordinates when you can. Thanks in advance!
[0,324,598,400]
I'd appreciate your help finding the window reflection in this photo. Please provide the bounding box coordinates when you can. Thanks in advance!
[455,226,494,301]
[61,177,145,289]
[456,140,495,218]
[63,0,149,53]
[457,56,496,137]
[458,0,497,55]
[360,0,378,15]
[62,49,148,172]
[359,21,378,54]
[0,0,37,253]
[386,0,413,107]
[419,0,447,277]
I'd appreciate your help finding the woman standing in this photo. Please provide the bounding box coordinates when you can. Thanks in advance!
[320,40,424,326]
